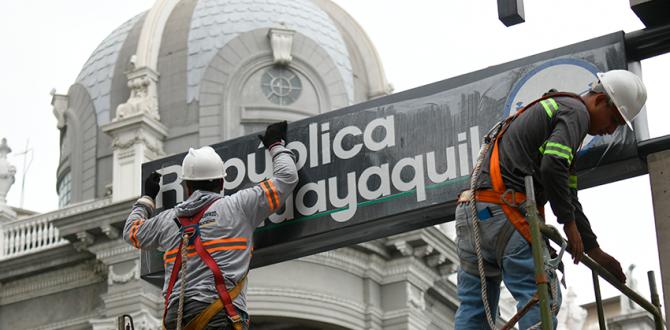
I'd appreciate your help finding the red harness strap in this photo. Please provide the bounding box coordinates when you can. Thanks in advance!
[163,197,243,328]
[478,92,585,242]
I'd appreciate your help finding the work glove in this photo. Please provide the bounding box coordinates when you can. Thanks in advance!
[587,247,626,283]
[563,220,584,264]
[258,121,288,149]
[144,172,161,200]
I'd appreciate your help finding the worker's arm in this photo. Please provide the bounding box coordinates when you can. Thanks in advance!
[570,182,599,252]
[539,99,590,262]
[229,121,298,227]
[122,173,168,250]
[570,174,626,282]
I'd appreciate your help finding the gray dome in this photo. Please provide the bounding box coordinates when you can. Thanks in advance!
[187,0,353,103]
[61,0,389,206]
[74,0,356,127]
[75,13,145,126]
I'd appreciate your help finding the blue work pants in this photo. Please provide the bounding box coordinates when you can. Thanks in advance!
[454,202,561,329]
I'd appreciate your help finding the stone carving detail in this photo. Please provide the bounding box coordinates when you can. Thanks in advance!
[0,138,17,220]
[115,67,160,121]
[111,133,163,157]
[108,259,141,285]
[50,90,69,129]
[394,241,413,256]
[100,224,119,239]
[74,231,95,251]
[407,285,426,311]
[268,28,295,66]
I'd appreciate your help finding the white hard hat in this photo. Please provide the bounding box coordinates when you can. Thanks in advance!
[596,70,647,129]
[180,146,226,181]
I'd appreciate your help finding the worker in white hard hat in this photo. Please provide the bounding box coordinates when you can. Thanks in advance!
[123,121,298,330]
[455,70,647,329]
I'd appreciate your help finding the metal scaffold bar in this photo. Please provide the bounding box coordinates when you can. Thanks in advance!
[524,176,553,330]
[539,224,665,330]
[592,271,607,330]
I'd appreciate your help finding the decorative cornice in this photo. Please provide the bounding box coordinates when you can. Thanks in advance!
[101,224,120,239]
[0,261,104,305]
[250,286,366,311]
[4,197,115,229]
[89,240,138,264]
[108,259,141,285]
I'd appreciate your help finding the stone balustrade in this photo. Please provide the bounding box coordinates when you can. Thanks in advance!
[0,216,68,260]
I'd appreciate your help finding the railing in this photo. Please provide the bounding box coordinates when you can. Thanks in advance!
[0,216,68,260]
[507,175,666,330]
[540,224,665,330]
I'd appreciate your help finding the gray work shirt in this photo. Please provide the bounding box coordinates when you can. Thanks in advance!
[123,145,298,313]
[477,95,599,251]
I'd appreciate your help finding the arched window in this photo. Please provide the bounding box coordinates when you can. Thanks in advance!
[58,171,72,208]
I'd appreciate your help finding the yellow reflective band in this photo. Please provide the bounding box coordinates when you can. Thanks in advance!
[545,142,572,153]
[569,175,578,189]
[540,100,554,118]
[543,149,573,164]
[548,98,559,111]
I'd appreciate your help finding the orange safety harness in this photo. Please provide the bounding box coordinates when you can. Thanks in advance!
[163,197,246,330]
[476,92,585,242]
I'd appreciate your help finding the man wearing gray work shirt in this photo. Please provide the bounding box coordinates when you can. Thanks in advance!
[455,70,647,329]
[123,121,298,329]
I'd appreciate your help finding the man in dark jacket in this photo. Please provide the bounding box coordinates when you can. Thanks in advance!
[455,70,647,329]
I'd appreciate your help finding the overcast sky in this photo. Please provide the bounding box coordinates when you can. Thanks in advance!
[1,0,668,307]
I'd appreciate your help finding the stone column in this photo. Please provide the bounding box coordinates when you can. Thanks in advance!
[102,67,167,202]
[647,149,670,324]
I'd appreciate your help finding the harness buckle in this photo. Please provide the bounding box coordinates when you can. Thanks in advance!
[545,239,567,271]
[500,189,519,208]
[229,314,244,330]
[179,224,200,245]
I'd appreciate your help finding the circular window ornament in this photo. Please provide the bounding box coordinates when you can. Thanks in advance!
[261,67,302,105]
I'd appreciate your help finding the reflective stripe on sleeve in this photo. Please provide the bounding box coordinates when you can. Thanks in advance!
[260,181,276,210]
[129,219,145,249]
[541,141,574,164]
[539,98,558,118]
[569,175,578,189]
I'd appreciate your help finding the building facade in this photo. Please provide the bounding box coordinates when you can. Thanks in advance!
[0,1,461,329]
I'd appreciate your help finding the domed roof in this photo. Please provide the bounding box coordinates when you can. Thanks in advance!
[187,0,353,103]
[76,13,145,126]
[74,0,354,127]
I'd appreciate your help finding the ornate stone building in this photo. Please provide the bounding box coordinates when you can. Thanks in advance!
[0,1,460,329]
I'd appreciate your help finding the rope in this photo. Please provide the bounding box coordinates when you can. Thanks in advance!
[467,122,501,330]
[176,233,191,330]
[468,116,564,329]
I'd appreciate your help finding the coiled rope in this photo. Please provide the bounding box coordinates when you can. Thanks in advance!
[176,233,191,330]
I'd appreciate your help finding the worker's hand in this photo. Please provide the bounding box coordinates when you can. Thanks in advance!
[563,220,583,264]
[144,172,161,200]
[258,121,288,149]
[588,247,626,283]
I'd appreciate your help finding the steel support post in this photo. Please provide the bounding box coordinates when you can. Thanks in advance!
[647,149,670,325]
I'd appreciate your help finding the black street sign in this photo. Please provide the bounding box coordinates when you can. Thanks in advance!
[140,32,644,283]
